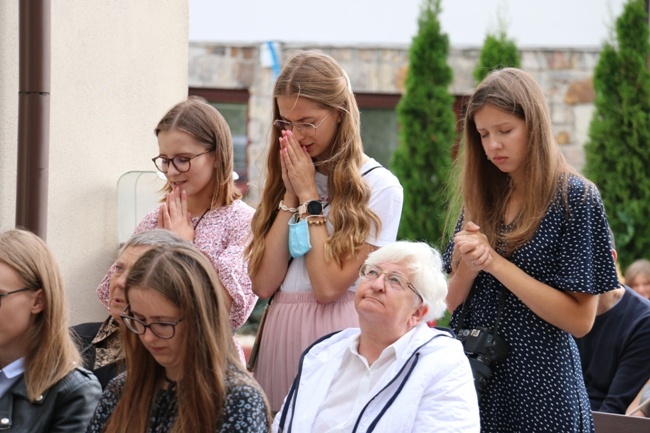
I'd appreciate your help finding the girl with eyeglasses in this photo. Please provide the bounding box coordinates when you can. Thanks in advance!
[0,229,101,433]
[245,50,403,413]
[96,97,257,364]
[86,242,271,433]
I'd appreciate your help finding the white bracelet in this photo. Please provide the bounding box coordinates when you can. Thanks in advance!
[278,200,298,213]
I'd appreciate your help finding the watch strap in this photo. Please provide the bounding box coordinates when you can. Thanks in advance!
[298,199,323,216]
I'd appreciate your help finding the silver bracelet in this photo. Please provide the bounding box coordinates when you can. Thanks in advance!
[278,200,298,213]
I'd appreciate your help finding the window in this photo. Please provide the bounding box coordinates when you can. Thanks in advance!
[357,93,468,165]
[357,93,401,167]
[189,88,249,195]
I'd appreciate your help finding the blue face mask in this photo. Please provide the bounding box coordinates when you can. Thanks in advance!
[288,216,311,258]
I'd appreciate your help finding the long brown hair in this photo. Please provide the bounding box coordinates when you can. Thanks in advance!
[102,243,268,433]
[0,229,81,401]
[155,96,241,208]
[246,50,380,271]
[449,68,581,258]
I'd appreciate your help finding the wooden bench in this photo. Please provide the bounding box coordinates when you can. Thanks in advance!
[593,411,650,432]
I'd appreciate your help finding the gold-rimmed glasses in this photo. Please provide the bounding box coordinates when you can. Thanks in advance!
[273,112,331,137]
[359,264,424,302]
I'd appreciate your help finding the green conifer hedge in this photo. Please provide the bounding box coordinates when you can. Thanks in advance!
[584,0,650,268]
[391,0,456,248]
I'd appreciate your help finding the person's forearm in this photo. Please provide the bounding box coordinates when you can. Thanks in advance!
[304,227,370,303]
[486,256,598,337]
[250,212,293,298]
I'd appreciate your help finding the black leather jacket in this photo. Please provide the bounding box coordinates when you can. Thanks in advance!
[0,367,101,432]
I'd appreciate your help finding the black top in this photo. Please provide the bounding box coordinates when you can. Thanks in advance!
[575,286,650,413]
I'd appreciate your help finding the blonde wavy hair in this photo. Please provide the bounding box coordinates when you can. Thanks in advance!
[102,242,269,433]
[247,50,380,271]
[0,229,81,401]
[449,68,582,260]
[154,96,241,208]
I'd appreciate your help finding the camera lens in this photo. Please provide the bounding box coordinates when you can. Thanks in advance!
[468,357,493,401]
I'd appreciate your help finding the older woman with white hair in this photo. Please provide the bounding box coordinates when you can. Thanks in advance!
[273,241,480,433]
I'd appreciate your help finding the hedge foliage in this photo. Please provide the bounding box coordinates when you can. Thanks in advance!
[584,0,650,268]
[391,0,456,249]
[473,28,521,84]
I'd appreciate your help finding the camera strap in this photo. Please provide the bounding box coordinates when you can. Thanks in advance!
[455,284,506,337]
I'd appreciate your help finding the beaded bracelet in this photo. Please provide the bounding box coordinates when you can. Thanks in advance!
[306,215,327,225]
[278,200,298,213]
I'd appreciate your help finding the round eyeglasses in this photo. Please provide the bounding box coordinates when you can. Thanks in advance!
[359,264,424,302]
[120,309,184,339]
[0,287,32,308]
[273,112,331,137]
[151,149,212,174]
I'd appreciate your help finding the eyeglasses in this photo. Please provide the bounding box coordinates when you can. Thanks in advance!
[0,287,32,308]
[151,149,212,173]
[359,264,423,302]
[120,308,184,339]
[273,112,331,137]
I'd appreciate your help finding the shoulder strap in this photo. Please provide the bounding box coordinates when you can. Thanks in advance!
[322,165,382,212]
[361,165,383,177]
[454,285,506,336]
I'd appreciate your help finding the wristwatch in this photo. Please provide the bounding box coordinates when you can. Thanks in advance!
[298,199,323,216]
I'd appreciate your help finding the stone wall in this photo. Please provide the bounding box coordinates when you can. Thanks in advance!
[189,42,601,204]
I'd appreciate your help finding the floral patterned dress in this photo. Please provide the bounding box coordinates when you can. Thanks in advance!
[96,200,257,336]
[85,364,270,433]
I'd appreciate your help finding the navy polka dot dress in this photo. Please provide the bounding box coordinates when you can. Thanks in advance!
[444,175,619,432]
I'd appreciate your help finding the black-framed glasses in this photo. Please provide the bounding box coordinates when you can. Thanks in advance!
[273,112,331,137]
[151,149,212,173]
[0,287,32,308]
[120,307,184,339]
[359,264,424,302]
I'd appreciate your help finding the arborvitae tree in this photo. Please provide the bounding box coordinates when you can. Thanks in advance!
[391,0,456,247]
[584,0,650,268]
[473,31,520,83]
[473,7,520,83]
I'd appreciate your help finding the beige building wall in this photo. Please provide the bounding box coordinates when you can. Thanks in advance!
[0,1,189,324]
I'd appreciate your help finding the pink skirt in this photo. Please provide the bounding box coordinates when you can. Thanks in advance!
[253,290,359,413]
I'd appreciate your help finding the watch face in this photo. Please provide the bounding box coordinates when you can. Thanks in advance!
[307,200,323,215]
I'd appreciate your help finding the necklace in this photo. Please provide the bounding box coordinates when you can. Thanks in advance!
[193,208,210,230]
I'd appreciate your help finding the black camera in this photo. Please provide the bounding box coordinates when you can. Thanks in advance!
[457,327,508,400]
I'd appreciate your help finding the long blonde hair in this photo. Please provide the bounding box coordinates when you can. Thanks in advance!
[247,50,380,271]
[450,68,580,258]
[154,96,242,208]
[102,243,268,433]
[0,229,81,401]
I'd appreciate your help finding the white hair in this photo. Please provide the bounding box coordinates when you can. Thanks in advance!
[121,229,190,254]
[364,241,448,322]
